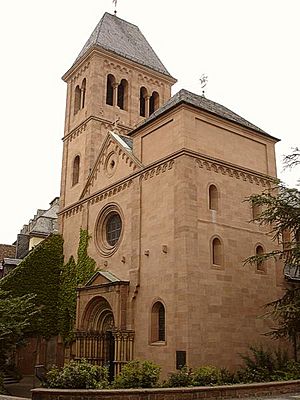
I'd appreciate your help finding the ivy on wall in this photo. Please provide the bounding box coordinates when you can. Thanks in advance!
[59,229,96,343]
[0,234,64,339]
[0,230,96,344]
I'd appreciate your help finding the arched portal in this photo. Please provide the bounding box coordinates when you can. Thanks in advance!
[76,297,115,379]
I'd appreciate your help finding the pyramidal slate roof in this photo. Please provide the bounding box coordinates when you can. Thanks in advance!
[74,12,172,77]
[131,89,278,140]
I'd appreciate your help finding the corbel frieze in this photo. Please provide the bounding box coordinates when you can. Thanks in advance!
[196,158,272,188]
[71,62,90,83]
[68,123,87,143]
[140,160,174,181]
[103,59,131,75]
[88,180,133,207]
[138,73,163,87]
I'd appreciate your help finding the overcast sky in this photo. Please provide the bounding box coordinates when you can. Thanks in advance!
[0,0,299,244]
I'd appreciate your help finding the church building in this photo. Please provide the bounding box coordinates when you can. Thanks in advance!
[59,12,284,376]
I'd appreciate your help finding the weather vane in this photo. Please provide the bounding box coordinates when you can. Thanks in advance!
[200,74,208,97]
[113,0,117,15]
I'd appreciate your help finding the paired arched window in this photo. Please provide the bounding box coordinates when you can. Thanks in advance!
[151,301,165,342]
[139,87,147,117]
[140,88,160,117]
[209,184,218,211]
[117,79,128,110]
[255,244,265,271]
[72,155,80,186]
[81,78,86,109]
[106,75,128,109]
[106,74,115,106]
[149,91,159,115]
[74,85,81,114]
[74,79,87,114]
[212,237,223,266]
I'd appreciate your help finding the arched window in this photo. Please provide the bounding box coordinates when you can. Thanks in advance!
[151,301,165,342]
[72,155,80,186]
[256,245,264,271]
[106,74,115,106]
[117,79,128,110]
[212,237,222,266]
[149,91,159,115]
[140,87,147,117]
[74,85,81,114]
[81,78,86,109]
[209,184,218,211]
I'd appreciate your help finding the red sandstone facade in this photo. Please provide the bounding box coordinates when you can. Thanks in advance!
[59,12,284,376]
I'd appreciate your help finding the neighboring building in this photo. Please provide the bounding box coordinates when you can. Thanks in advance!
[0,244,16,278]
[59,12,284,376]
[0,197,59,278]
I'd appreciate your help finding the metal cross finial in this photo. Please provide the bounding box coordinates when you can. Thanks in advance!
[200,74,208,97]
[113,0,117,15]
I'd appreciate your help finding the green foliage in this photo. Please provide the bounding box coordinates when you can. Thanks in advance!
[75,229,96,285]
[113,360,161,388]
[237,346,300,383]
[59,229,96,343]
[58,257,77,343]
[0,290,37,369]
[193,365,235,386]
[45,359,109,389]
[164,366,194,387]
[164,365,235,387]
[0,234,63,339]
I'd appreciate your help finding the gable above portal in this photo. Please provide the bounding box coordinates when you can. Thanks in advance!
[80,131,142,199]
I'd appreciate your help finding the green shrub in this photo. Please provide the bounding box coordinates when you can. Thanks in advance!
[45,359,109,389]
[237,346,294,383]
[113,360,160,388]
[164,366,194,387]
[193,366,227,386]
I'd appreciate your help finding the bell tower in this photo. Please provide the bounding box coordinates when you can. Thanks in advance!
[59,12,176,212]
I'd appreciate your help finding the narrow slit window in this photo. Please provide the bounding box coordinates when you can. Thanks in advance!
[209,185,218,211]
[72,155,80,186]
[212,237,222,266]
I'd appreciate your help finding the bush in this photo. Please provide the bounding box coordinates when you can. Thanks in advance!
[164,366,194,387]
[113,360,160,388]
[237,346,296,383]
[45,359,109,389]
[193,366,221,386]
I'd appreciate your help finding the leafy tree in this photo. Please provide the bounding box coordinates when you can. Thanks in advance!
[0,290,38,370]
[245,148,300,359]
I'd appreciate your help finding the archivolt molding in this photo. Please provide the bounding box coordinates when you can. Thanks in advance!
[140,160,174,181]
[103,59,131,75]
[196,158,272,188]
[71,62,90,83]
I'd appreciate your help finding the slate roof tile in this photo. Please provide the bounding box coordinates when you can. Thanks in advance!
[131,89,278,140]
[75,13,172,77]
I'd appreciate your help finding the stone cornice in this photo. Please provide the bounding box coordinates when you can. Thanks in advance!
[59,149,275,218]
[63,116,132,143]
